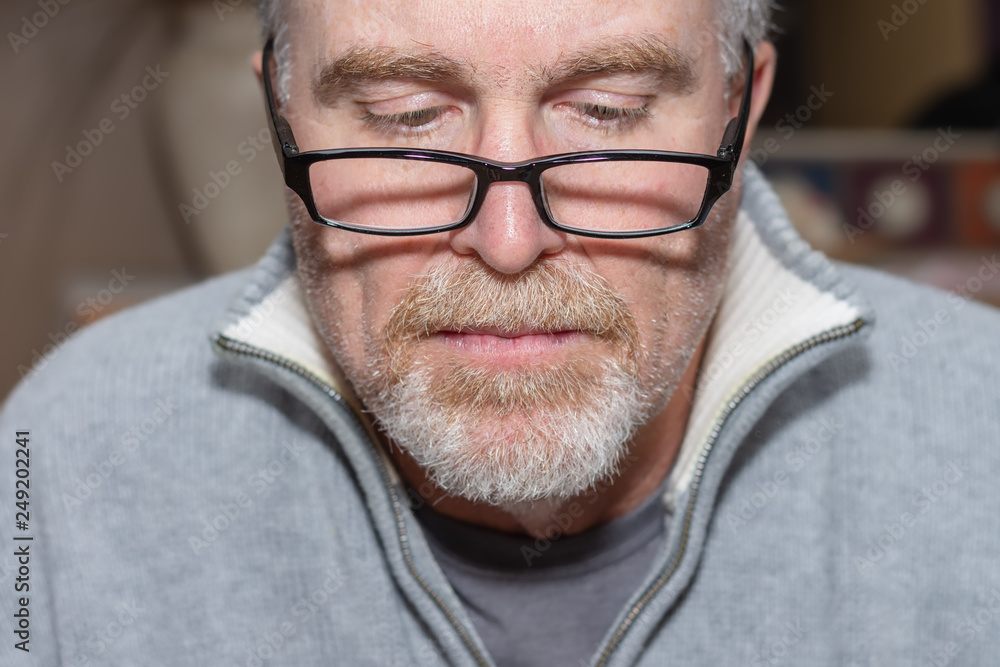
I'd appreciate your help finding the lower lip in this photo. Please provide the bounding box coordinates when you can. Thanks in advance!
[433,330,589,359]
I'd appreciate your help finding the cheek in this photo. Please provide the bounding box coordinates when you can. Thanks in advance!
[290,209,375,376]
[290,207,447,373]
[613,208,733,371]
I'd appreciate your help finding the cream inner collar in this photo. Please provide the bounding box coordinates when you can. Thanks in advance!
[221,211,861,498]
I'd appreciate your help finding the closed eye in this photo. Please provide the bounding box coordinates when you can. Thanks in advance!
[567,102,650,132]
[360,106,449,135]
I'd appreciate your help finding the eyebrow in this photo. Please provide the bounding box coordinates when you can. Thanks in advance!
[311,34,698,107]
[541,35,698,93]
[313,46,467,106]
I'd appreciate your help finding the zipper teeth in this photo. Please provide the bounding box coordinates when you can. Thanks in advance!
[218,317,864,667]
[593,318,866,667]
[214,335,493,667]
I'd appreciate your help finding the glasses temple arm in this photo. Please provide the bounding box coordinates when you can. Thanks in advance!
[262,38,300,167]
[718,39,755,163]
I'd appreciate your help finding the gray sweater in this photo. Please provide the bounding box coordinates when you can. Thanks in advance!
[3,164,1000,666]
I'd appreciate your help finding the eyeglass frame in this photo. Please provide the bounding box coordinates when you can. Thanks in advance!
[261,36,755,239]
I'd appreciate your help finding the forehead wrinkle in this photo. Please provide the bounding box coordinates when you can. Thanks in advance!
[312,45,470,106]
[536,34,699,93]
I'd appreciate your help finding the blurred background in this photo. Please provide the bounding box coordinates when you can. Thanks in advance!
[1,0,999,401]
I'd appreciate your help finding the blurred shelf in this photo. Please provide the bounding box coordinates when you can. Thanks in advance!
[750,130,1000,306]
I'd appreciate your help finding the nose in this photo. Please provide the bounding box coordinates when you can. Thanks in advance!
[448,125,566,274]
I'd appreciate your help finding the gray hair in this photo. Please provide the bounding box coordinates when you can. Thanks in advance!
[718,0,776,78]
[254,0,773,101]
[255,0,292,102]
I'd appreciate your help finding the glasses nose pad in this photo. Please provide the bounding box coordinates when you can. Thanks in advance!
[450,165,566,273]
[461,175,480,222]
[467,162,550,227]
[532,172,557,229]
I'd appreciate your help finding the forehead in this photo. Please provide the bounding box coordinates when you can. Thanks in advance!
[290,0,718,74]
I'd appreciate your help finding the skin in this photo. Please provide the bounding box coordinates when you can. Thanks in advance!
[253,0,775,538]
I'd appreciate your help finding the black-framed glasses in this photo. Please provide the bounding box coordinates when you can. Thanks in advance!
[262,38,754,239]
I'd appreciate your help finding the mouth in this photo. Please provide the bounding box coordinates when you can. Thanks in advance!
[431,327,591,361]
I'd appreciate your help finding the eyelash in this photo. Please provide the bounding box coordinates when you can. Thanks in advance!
[359,101,650,136]
[568,102,651,132]
[360,107,447,135]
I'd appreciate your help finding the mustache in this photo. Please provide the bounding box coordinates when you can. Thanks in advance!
[382,260,640,351]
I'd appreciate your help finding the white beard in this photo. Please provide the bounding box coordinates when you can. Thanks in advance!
[372,354,652,510]
[346,259,668,511]
[290,176,738,515]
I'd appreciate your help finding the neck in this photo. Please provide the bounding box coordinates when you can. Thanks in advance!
[385,338,704,539]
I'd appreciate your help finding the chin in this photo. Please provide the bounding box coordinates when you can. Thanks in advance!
[371,360,652,508]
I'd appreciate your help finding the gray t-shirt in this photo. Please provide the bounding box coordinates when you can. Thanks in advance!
[415,490,668,667]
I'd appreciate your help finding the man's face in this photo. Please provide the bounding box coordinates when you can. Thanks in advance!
[280,0,747,509]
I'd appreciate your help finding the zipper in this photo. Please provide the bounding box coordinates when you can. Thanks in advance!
[217,315,865,667]
[592,318,867,667]
[214,334,493,667]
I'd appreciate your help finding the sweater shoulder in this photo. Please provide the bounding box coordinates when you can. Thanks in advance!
[836,261,1000,366]
[1,269,252,420]
[767,261,1000,469]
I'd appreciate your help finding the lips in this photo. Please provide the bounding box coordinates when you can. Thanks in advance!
[433,328,589,358]
[443,326,580,337]
[380,260,640,373]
